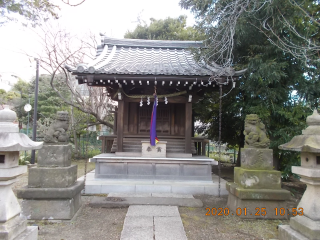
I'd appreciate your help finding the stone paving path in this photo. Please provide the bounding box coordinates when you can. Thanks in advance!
[120,205,187,240]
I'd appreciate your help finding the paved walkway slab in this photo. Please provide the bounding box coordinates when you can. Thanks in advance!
[120,205,187,240]
[155,216,187,240]
[126,205,179,217]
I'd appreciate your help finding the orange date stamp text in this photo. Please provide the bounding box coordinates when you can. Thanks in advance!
[205,207,304,216]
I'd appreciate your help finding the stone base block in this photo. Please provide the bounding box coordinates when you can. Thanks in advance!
[17,180,84,199]
[289,215,320,240]
[241,148,273,170]
[95,159,213,181]
[28,165,77,188]
[278,225,310,240]
[234,167,281,189]
[226,182,291,200]
[37,144,71,167]
[21,192,81,220]
[0,215,27,240]
[227,191,288,219]
[15,226,38,240]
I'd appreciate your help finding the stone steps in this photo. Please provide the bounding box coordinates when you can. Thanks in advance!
[78,170,227,196]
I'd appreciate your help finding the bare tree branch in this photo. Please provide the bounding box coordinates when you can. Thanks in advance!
[182,0,319,68]
[61,0,86,7]
[31,22,114,129]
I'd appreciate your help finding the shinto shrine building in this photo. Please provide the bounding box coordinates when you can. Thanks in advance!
[66,36,245,194]
[66,37,244,156]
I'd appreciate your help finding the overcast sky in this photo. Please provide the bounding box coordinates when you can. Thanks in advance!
[0,0,194,91]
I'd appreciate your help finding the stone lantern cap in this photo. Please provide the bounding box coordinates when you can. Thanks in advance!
[279,109,320,153]
[0,106,43,151]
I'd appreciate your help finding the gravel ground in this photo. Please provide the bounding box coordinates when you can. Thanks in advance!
[11,162,303,240]
[180,195,288,240]
[34,196,127,240]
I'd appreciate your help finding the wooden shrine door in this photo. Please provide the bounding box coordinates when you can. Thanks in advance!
[123,102,185,137]
[138,103,185,136]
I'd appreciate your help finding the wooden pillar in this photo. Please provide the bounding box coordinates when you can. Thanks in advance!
[101,137,106,153]
[202,141,207,156]
[192,112,195,137]
[113,107,118,134]
[185,102,192,154]
[117,101,124,152]
[197,142,201,155]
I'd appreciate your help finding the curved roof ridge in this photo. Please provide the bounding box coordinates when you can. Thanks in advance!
[101,36,203,49]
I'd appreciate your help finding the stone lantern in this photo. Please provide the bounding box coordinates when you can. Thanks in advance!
[0,106,43,240]
[278,109,320,240]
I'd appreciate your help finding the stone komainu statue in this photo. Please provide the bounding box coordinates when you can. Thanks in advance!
[244,114,270,148]
[44,111,69,143]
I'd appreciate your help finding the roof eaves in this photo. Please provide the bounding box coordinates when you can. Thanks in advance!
[102,37,204,49]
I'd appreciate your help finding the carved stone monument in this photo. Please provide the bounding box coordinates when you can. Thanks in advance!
[0,106,42,239]
[17,111,84,220]
[278,109,320,240]
[43,111,69,143]
[141,141,167,158]
[226,114,290,219]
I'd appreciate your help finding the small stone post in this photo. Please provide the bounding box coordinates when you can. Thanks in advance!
[17,111,84,220]
[141,141,167,158]
[226,114,290,219]
[0,106,43,239]
[278,109,320,240]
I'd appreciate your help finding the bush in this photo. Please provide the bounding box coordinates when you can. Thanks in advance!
[19,153,31,165]
[210,153,232,163]
[280,150,301,181]
[86,149,101,158]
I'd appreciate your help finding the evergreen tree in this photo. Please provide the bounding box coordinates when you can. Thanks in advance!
[125,15,204,41]
[0,0,59,26]
[181,0,320,175]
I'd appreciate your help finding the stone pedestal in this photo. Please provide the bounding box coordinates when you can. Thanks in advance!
[226,148,290,219]
[0,174,38,240]
[0,106,42,240]
[17,144,84,220]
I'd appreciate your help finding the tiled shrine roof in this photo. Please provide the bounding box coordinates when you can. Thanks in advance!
[65,37,245,77]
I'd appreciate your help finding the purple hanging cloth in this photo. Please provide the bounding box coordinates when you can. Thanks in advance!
[150,95,159,146]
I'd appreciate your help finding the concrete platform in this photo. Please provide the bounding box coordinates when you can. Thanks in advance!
[89,192,203,208]
[78,170,228,196]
